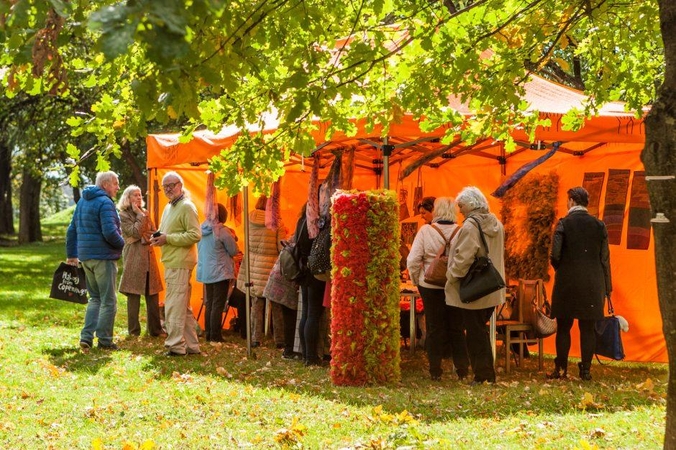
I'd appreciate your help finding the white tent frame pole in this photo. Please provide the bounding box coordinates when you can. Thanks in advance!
[242,185,252,356]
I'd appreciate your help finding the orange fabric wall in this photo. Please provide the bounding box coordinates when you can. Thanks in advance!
[402,143,663,363]
[147,140,665,363]
[146,164,380,330]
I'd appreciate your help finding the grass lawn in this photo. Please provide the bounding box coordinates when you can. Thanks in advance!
[0,219,667,449]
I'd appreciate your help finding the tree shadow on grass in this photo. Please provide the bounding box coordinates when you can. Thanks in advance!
[43,346,114,374]
[40,329,667,424]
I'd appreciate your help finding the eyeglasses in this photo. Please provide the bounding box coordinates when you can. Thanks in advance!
[162,181,180,191]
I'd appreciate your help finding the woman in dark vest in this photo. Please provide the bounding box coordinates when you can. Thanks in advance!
[547,187,612,381]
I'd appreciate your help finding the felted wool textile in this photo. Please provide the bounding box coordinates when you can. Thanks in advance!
[330,190,401,386]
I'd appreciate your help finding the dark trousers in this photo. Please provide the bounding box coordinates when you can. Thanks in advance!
[228,287,247,339]
[419,286,469,378]
[126,273,162,336]
[280,304,297,354]
[299,276,326,363]
[462,306,496,382]
[204,280,229,342]
[555,316,596,369]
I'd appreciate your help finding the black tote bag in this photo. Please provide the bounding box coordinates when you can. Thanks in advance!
[459,217,505,303]
[49,262,88,304]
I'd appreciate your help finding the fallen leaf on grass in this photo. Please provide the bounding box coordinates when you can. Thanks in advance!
[589,428,606,438]
[171,371,194,383]
[0,421,16,431]
[40,360,65,378]
[573,439,600,449]
[577,392,603,410]
[216,367,233,378]
[636,378,654,393]
[274,417,306,445]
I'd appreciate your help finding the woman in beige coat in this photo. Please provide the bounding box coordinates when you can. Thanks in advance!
[236,196,286,346]
[118,185,164,337]
[445,186,505,384]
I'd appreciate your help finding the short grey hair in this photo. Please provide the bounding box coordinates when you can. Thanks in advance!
[117,185,143,211]
[432,197,457,222]
[162,171,190,199]
[95,171,118,188]
[456,186,489,213]
[162,171,184,186]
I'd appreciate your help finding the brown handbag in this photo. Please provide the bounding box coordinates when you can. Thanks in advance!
[423,225,460,287]
[531,280,557,338]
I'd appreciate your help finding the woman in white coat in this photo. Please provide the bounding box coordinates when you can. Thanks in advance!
[445,187,505,384]
[407,197,469,381]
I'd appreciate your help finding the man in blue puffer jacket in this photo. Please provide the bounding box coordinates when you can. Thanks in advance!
[66,171,125,352]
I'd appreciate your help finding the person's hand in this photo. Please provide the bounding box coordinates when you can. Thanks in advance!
[66,257,79,266]
[150,233,167,246]
[132,203,145,215]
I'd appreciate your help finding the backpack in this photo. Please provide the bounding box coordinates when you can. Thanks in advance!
[279,218,307,282]
[279,241,304,282]
[308,216,332,281]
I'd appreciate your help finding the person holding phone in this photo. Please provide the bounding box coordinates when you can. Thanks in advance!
[150,172,202,357]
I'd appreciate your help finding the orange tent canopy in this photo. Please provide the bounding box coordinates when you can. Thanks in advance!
[146,75,664,363]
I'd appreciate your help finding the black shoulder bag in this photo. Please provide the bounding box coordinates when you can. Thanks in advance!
[459,217,506,303]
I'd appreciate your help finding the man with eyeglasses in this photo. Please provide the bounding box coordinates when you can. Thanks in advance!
[150,171,202,356]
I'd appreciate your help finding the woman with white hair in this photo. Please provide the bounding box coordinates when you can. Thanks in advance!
[445,186,505,384]
[407,197,469,381]
[117,185,164,337]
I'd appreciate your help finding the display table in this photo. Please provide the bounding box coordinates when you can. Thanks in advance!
[400,283,421,354]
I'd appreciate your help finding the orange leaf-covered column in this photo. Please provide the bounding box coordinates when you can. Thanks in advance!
[330,190,401,385]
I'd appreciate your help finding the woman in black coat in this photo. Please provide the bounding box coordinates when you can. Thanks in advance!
[547,187,612,381]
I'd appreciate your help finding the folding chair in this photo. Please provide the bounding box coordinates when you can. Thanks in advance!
[495,279,544,374]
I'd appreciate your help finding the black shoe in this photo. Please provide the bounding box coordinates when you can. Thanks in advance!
[79,341,92,353]
[471,378,496,386]
[578,362,592,381]
[98,343,119,351]
[165,350,186,357]
[546,367,568,380]
[282,351,299,360]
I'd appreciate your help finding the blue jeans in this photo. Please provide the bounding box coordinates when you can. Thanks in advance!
[80,259,118,346]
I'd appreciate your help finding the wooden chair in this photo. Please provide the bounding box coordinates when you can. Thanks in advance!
[495,279,544,374]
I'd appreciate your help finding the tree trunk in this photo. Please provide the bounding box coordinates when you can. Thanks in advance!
[18,168,42,244]
[0,142,14,235]
[643,3,676,449]
[120,141,147,193]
